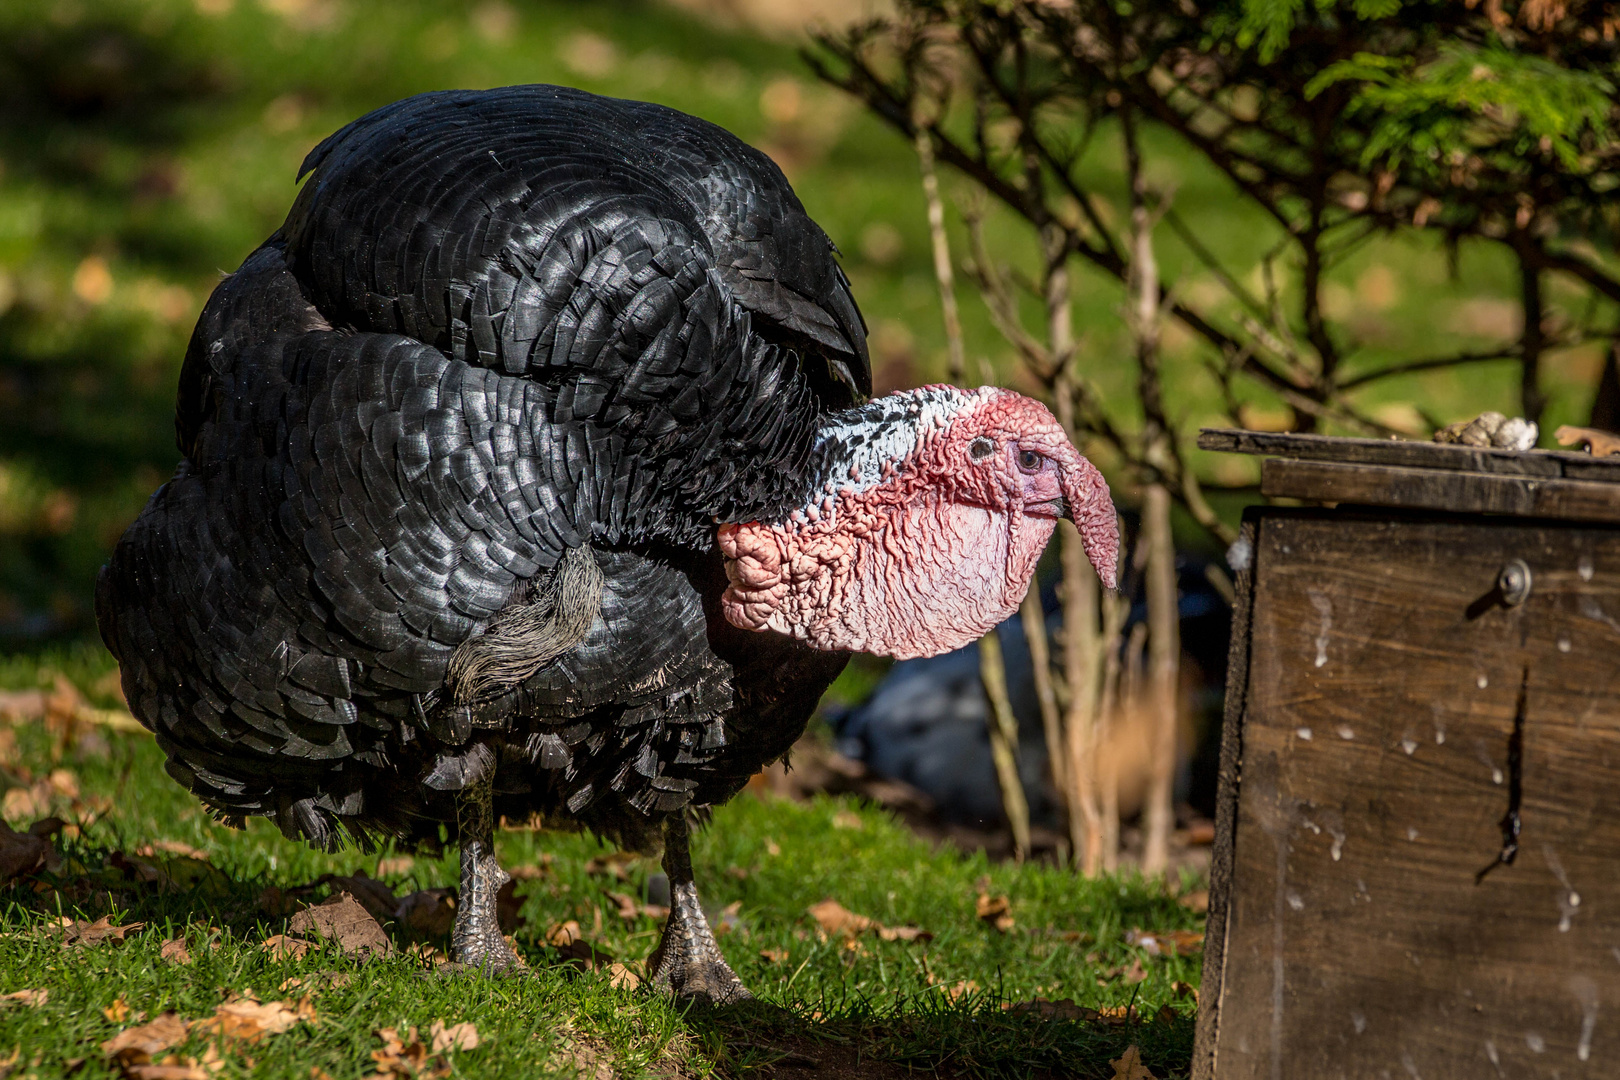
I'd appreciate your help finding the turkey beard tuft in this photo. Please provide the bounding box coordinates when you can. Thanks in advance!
[717,387,1118,660]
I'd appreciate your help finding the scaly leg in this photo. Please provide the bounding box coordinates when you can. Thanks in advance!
[647,815,751,1004]
[450,770,524,972]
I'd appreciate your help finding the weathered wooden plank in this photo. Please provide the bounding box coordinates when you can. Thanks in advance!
[1206,511,1620,1080]
[1192,513,1259,1080]
[1261,458,1620,522]
[1198,427,1620,482]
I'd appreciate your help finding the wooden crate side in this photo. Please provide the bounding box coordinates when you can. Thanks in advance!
[1211,510,1620,1080]
[1260,458,1620,523]
[1194,511,1261,1080]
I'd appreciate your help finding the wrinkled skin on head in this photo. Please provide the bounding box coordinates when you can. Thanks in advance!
[718,386,1119,659]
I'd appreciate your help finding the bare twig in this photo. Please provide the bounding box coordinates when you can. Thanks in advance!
[979,627,1031,861]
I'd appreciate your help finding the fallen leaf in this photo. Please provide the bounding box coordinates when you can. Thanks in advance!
[261,935,311,961]
[546,920,582,948]
[1126,928,1204,957]
[135,840,208,861]
[1096,1005,1138,1026]
[1171,980,1198,1003]
[506,861,550,881]
[806,898,930,943]
[1556,424,1620,457]
[395,888,457,938]
[760,947,789,964]
[102,1012,190,1065]
[976,893,1014,932]
[877,923,932,943]
[159,938,192,965]
[278,972,350,993]
[374,856,414,877]
[0,818,55,884]
[193,998,307,1043]
[1110,1045,1155,1080]
[944,979,979,1002]
[63,917,145,948]
[0,990,45,1007]
[582,851,638,881]
[0,689,46,723]
[428,1021,479,1053]
[764,838,781,857]
[370,1027,451,1080]
[606,962,641,990]
[604,890,668,923]
[831,810,863,830]
[1178,890,1210,914]
[104,999,133,1023]
[1002,998,1095,1021]
[287,892,391,959]
[1156,1003,1178,1024]
[318,874,398,924]
[544,920,614,970]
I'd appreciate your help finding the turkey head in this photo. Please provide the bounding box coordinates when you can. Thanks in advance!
[718,385,1119,659]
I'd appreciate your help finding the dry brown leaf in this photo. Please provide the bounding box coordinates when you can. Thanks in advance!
[278,971,350,993]
[428,1020,479,1053]
[374,856,414,877]
[1556,424,1620,457]
[764,838,781,857]
[831,810,863,830]
[104,999,133,1023]
[1096,1005,1138,1026]
[63,916,145,948]
[544,920,614,970]
[0,818,54,883]
[606,962,641,990]
[876,923,932,943]
[287,892,391,959]
[395,888,456,938]
[135,840,208,861]
[0,990,46,1008]
[319,874,398,924]
[102,1012,190,1065]
[1002,998,1095,1021]
[582,851,638,880]
[1125,928,1204,957]
[944,979,979,1002]
[807,898,873,937]
[546,920,582,948]
[604,890,668,923]
[1171,980,1199,1003]
[976,893,1014,932]
[1178,890,1210,914]
[370,1027,451,1080]
[505,862,549,881]
[159,938,192,965]
[193,998,307,1044]
[1110,1045,1155,1080]
[261,935,311,961]
[759,947,789,964]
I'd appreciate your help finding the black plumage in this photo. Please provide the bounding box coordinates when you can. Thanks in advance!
[97,86,866,922]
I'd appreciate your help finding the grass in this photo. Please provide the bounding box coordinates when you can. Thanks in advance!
[0,651,1204,1078]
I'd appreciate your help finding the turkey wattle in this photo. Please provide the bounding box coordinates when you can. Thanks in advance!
[96,85,1118,1000]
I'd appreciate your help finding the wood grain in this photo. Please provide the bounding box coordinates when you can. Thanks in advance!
[1261,458,1620,522]
[1201,510,1620,1080]
[1198,427,1620,482]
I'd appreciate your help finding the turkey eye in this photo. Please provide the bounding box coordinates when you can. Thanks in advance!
[1017,449,1042,473]
[969,437,996,461]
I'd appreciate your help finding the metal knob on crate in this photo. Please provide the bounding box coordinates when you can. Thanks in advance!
[1498,559,1532,606]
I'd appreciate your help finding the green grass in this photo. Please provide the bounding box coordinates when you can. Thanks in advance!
[0,653,1203,1078]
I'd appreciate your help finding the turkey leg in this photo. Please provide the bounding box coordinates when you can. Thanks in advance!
[647,815,751,1004]
[450,770,524,972]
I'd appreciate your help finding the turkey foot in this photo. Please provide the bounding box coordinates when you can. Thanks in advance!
[450,771,524,973]
[648,816,751,1004]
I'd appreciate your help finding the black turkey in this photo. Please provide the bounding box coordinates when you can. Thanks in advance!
[97,85,1119,1000]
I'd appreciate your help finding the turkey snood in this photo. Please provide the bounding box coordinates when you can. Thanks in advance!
[719,385,1120,659]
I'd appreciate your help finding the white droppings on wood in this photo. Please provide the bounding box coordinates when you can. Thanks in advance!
[1558,637,1572,653]
[1308,589,1332,668]
[1406,826,1419,841]
[1401,737,1418,755]
[1296,727,1314,741]
[1525,1032,1545,1053]
[1579,556,1594,582]
[1351,1011,1366,1034]
[1286,889,1304,911]
[1226,535,1253,571]
[1476,673,1489,689]
[1544,845,1581,932]
[1337,725,1355,740]
[1570,975,1598,1062]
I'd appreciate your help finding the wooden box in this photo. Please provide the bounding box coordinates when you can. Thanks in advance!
[1192,430,1620,1080]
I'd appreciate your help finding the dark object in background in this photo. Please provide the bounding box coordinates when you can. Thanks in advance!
[1196,428,1620,1080]
[832,561,1230,830]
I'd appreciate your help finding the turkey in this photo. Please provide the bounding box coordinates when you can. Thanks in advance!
[96,85,1119,1001]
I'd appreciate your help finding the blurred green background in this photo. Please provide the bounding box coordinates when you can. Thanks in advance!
[0,0,1601,644]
